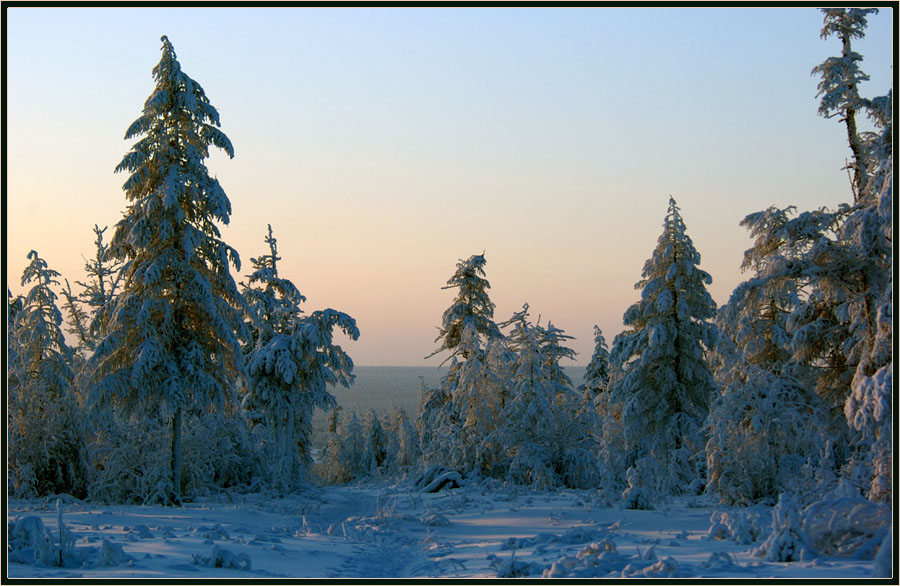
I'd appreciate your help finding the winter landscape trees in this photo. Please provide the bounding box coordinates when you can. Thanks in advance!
[6,9,893,578]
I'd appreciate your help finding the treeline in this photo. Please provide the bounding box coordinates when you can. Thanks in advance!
[7,9,892,515]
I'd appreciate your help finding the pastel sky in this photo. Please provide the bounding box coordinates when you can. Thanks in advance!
[5,7,894,366]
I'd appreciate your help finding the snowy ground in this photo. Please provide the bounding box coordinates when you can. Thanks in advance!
[6,481,882,580]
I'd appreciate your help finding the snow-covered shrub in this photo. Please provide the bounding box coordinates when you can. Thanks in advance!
[507,443,558,489]
[706,362,831,506]
[621,463,657,510]
[180,409,262,496]
[637,556,680,578]
[88,408,259,504]
[491,551,541,578]
[193,545,251,570]
[753,492,815,562]
[801,479,891,558]
[492,307,599,489]
[708,507,769,544]
[321,411,374,484]
[87,413,172,504]
[381,408,422,477]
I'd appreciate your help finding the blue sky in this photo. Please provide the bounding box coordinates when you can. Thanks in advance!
[5,7,894,365]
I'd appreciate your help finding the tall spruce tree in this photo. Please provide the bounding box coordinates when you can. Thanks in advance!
[610,197,717,495]
[420,253,504,474]
[85,36,248,504]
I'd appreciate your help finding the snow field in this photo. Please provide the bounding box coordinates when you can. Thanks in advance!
[6,484,881,580]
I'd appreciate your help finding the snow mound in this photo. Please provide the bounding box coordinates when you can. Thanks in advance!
[873,530,892,578]
[8,516,60,567]
[703,551,735,569]
[92,539,133,568]
[421,512,451,527]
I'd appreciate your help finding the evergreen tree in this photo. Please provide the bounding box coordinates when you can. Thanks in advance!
[428,253,501,361]
[581,325,610,406]
[811,8,879,200]
[340,412,370,481]
[85,36,248,504]
[363,409,388,472]
[610,197,717,495]
[8,251,87,498]
[390,408,422,473]
[421,253,504,475]
[737,11,892,501]
[242,225,358,492]
[706,207,833,505]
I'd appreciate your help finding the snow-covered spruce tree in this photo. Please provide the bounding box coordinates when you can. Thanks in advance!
[242,225,358,492]
[706,207,833,505]
[731,12,893,502]
[811,8,879,201]
[84,36,249,504]
[581,325,610,406]
[387,407,422,475]
[339,411,371,482]
[420,253,505,475]
[492,305,598,488]
[363,409,388,474]
[8,251,88,498]
[428,253,502,361]
[610,197,717,496]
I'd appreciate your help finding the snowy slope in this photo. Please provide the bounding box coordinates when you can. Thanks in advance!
[6,483,882,580]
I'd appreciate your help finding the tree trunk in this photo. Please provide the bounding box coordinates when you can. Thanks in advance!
[170,405,183,505]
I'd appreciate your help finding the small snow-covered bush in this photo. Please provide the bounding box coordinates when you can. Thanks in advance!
[622,464,657,510]
[193,545,252,571]
[708,507,769,544]
[491,552,540,578]
[754,492,815,562]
